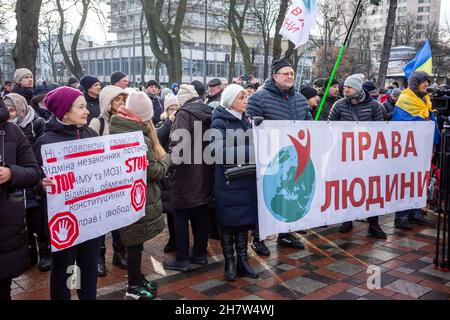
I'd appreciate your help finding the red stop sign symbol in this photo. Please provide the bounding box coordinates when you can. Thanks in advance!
[48,212,79,250]
[131,179,147,212]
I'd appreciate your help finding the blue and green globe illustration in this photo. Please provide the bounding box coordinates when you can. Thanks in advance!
[262,144,316,223]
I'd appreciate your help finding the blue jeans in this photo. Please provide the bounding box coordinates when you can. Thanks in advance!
[50,236,102,300]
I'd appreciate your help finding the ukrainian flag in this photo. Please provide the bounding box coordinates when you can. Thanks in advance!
[403,40,432,79]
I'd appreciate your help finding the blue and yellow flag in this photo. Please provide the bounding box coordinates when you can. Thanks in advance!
[403,40,432,79]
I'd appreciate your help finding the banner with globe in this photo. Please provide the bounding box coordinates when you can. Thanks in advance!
[253,121,435,240]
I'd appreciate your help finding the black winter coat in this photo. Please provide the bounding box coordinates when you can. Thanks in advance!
[20,113,46,146]
[247,79,312,120]
[156,119,174,214]
[383,98,396,121]
[211,106,257,227]
[148,94,163,126]
[85,93,100,124]
[0,102,42,280]
[168,101,213,210]
[328,90,384,122]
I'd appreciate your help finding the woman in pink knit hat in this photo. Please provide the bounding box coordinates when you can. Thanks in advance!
[33,86,102,300]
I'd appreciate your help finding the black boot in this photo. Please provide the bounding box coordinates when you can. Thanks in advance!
[112,244,127,270]
[368,222,387,239]
[27,234,38,269]
[235,230,258,279]
[338,221,353,233]
[219,228,236,282]
[37,241,52,272]
[97,246,107,277]
[163,238,176,254]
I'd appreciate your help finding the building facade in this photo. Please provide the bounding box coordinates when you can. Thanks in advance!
[62,0,267,85]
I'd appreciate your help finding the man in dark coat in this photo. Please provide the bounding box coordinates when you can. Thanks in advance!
[0,99,42,300]
[145,80,163,125]
[247,57,312,256]
[164,84,213,272]
[80,75,101,123]
[328,73,387,239]
[317,78,341,120]
[205,78,223,109]
[383,88,401,121]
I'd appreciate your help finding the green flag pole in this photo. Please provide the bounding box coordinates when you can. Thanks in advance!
[314,0,364,121]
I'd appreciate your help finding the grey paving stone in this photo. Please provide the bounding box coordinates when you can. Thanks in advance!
[385,279,432,298]
[325,261,366,276]
[239,294,264,300]
[276,264,296,272]
[392,238,428,249]
[351,239,367,245]
[396,267,415,274]
[419,256,434,264]
[363,292,391,300]
[326,291,359,300]
[418,228,440,238]
[283,276,327,294]
[347,287,369,296]
[287,250,314,260]
[190,279,225,292]
[359,249,400,262]
[419,290,450,300]
[418,265,450,281]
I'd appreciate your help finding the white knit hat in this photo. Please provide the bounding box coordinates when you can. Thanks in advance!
[99,85,128,121]
[344,74,365,91]
[220,84,245,109]
[164,93,180,112]
[125,91,154,122]
[14,68,32,84]
[177,84,198,107]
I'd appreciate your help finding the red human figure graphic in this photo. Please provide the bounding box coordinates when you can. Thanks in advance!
[287,129,310,182]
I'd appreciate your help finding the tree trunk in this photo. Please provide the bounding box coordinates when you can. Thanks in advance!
[56,0,89,79]
[142,0,186,84]
[12,0,43,76]
[228,38,236,83]
[229,0,253,75]
[272,0,289,62]
[377,0,397,88]
[263,33,270,80]
[140,10,146,86]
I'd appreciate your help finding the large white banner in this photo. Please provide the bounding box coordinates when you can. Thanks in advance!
[279,0,318,48]
[253,121,435,240]
[41,132,148,252]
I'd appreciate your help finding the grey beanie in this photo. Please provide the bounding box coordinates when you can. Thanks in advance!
[344,74,365,91]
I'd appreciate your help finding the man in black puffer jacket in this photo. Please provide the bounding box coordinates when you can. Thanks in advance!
[0,99,42,300]
[247,58,312,256]
[328,73,387,239]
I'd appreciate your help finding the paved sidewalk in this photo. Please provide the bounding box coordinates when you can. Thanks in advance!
[11,212,450,300]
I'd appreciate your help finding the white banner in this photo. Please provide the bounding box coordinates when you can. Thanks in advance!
[41,132,148,252]
[253,121,435,240]
[279,0,318,48]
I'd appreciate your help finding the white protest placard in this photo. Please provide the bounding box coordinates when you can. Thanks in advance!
[279,0,318,48]
[41,131,148,252]
[253,121,435,240]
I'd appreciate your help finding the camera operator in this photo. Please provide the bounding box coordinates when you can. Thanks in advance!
[0,99,42,300]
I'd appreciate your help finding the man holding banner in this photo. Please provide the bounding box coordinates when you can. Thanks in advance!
[247,58,312,254]
[328,73,387,239]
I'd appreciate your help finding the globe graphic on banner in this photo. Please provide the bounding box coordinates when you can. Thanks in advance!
[262,130,316,223]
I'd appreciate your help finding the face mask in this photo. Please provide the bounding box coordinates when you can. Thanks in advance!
[345,90,364,103]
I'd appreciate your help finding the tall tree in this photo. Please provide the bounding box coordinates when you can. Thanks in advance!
[12,0,43,76]
[377,0,397,88]
[141,0,187,84]
[56,0,89,79]
[228,0,253,75]
[250,0,278,79]
[272,0,289,62]
[39,13,60,83]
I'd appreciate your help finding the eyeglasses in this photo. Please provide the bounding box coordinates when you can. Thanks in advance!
[276,72,295,77]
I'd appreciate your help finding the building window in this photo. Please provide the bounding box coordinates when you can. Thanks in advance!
[418,6,430,13]
[418,0,430,3]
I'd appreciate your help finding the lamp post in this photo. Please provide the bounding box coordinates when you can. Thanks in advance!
[203,0,207,84]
